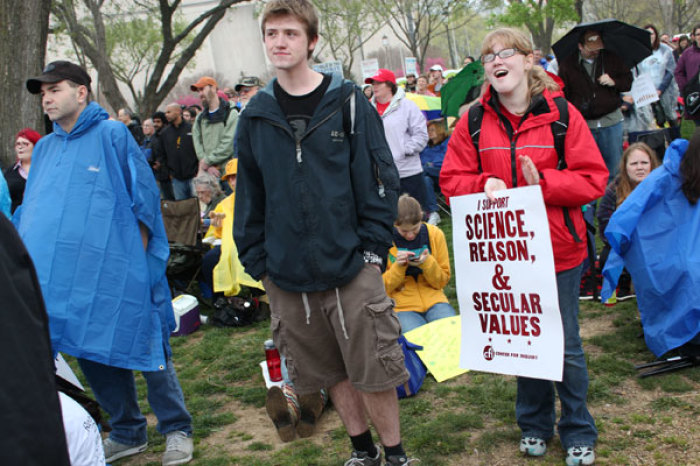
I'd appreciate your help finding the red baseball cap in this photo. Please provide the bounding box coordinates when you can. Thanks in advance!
[364,69,396,85]
[190,76,218,91]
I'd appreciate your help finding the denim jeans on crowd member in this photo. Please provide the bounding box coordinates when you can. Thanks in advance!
[78,358,193,446]
[396,302,457,333]
[399,172,428,213]
[172,178,193,200]
[515,263,598,449]
[589,122,623,183]
[423,173,439,213]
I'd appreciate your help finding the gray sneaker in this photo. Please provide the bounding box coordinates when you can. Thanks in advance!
[162,431,193,466]
[385,454,421,465]
[344,443,382,466]
[103,437,147,463]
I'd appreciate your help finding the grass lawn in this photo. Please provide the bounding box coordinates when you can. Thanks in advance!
[73,204,699,465]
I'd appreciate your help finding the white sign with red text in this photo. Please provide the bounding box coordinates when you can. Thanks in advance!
[451,185,564,381]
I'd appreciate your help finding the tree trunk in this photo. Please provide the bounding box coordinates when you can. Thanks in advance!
[0,0,51,167]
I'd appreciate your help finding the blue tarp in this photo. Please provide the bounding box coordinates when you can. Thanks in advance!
[601,139,700,356]
[14,102,174,372]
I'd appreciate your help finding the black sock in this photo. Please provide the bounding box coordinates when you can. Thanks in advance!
[350,430,377,456]
[383,442,405,458]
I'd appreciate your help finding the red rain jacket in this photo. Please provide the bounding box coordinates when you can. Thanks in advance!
[440,87,608,272]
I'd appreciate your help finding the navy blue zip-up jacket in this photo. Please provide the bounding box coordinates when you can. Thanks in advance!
[233,74,398,292]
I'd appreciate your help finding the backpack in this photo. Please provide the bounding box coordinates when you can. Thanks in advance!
[466,96,583,243]
[682,67,700,116]
[341,83,401,209]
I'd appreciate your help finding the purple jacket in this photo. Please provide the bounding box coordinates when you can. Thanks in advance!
[373,88,429,178]
[674,45,700,119]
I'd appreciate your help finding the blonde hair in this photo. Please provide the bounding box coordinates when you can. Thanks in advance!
[481,28,559,100]
[395,194,423,226]
[615,142,660,206]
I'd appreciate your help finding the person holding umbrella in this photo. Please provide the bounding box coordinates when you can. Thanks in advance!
[558,28,633,182]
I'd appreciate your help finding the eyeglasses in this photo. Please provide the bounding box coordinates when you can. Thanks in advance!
[481,48,523,64]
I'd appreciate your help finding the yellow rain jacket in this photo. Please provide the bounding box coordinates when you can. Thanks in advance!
[205,193,264,296]
[383,223,451,313]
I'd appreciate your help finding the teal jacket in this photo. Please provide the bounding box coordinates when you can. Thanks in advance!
[234,74,398,292]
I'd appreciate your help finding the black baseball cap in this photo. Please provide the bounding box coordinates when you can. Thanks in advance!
[26,60,92,94]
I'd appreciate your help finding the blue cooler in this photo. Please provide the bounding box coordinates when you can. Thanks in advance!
[171,294,201,336]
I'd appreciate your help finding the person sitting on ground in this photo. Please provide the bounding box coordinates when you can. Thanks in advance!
[597,142,660,304]
[200,159,264,299]
[383,194,456,333]
[193,173,225,232]
[420,119,450,225]
[5,128,40,213]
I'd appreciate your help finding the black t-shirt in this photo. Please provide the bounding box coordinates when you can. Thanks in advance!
[274,73,332,140]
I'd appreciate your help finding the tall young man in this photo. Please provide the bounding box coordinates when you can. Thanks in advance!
[233,1,416,464]
[18,61,193,465]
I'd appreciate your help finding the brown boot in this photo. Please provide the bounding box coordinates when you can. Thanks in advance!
[266,386,296,442]
[296,391,325,438]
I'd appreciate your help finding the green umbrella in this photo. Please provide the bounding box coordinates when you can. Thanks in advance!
[440,61,484,118]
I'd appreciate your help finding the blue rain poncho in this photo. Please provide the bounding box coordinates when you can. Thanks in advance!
[601,139,700,356]
[14,102,174,372]
[0,174,10,218]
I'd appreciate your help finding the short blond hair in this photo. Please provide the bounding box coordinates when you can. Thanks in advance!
[261,0,319,59]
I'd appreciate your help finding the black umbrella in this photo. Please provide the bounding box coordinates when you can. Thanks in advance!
[552,19,652,68]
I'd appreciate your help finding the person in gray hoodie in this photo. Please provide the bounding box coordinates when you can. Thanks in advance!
[366,69,429,213]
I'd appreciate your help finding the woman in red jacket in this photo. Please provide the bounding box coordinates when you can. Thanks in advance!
[440,28,608,466]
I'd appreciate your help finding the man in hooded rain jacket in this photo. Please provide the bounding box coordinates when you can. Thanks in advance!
[16,60,194,466]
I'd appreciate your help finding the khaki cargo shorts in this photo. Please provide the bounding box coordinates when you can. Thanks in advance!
[263,264,409,395]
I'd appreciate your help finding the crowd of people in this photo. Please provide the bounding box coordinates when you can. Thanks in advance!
[3,1,700,464]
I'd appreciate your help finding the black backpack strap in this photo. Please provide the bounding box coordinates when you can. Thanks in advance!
[551,96,569,169]
[467,103,485,172]
[551,96,582,243]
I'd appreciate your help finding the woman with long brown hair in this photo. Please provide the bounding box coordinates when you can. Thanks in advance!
[597,142,660,301]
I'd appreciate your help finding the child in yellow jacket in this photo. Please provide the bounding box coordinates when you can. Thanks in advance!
[384,194,457,332]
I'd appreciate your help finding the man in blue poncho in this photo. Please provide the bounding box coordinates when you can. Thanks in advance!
[16,61,193,465]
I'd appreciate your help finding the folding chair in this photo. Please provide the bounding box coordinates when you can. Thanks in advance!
[160,198,208,295]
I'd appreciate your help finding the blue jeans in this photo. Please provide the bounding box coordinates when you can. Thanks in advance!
[78,358,193,445]
[515,263,597,449]
[422,172,439,213]
[589,122,623,183]
[172,178,193,200]
[396,302,457,333]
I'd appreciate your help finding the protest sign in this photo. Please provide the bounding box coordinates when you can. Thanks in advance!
[405,57,418,76]
[361,59,379,79]
[451,185,564,381]
[312,60,343,78]
[630,73,659,107]
[404,315,467,382]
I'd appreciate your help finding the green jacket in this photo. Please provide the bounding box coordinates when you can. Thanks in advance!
[192,98,238,168]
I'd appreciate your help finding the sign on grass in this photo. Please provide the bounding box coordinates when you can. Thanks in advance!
[451,185,564,381]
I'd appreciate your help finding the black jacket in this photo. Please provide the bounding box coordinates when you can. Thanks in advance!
[155,120,198,181]
[3,165,26,213]
[559,50,633,120]
[234,74,398,292]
